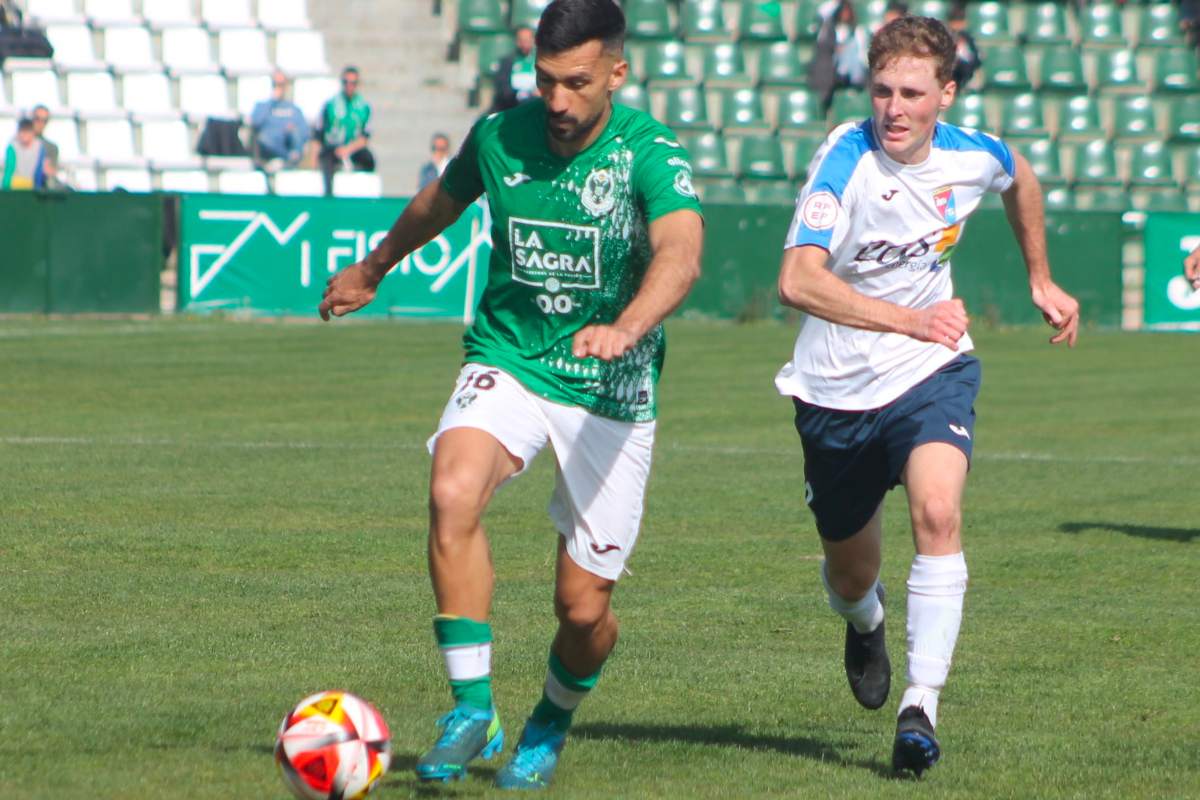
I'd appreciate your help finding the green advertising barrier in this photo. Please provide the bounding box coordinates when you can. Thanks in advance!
[178,194,490,320]
[0,191,162,314]
[1143,212,1200,330]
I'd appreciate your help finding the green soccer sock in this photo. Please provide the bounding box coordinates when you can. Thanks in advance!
[530,650,603,732]
[433,615,494,712]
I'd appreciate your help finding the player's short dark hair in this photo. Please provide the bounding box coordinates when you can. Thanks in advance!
[17,118,34,132]
[535,0,625,56]
[869,15,957,85]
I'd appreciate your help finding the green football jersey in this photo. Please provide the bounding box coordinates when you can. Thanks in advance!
[440,100,702,422]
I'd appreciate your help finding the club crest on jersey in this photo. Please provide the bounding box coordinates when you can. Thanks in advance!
[933,185,957,223]
[673,169,696,199]
[581,167,616,216]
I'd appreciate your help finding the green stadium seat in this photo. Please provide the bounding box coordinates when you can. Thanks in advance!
[473,33,514,78]
[911,1,949,20]
[829,89,871,125]
[1182,145,1200,187]
[982,46,1031,92]
[1093,48,1143,93]
[1112,95,1159,141]
[1022,2,1071,47]
[663,85,713,130]
[699,42,752,87]
[758,41,808,87]
[1153,48,1200,94]
[738,0,787,42]
[857,0,887,33]
[1128,140,1176,186]
[787,134,823,180]
[1070,139,1122,186]
[719,87,771,132]
[624,0,675,40]
[793,0,822,43]
[681,0,730,43]
[1079,3,1128,48]
[1138,3,1185,49]
[614,82,651,114]
[776,88,827,135]
[1000,92,1049,138]
[1132,189,1188,212]
[697,179,747,203]
[1167,95,1200,142]
[943,92,989,130]
[1043,186,1075,210]
[738,133,787,179]
[509,0,549,30]
[1038,46,1087,94]
[1015,137,1066,186]
[749,179,799,205]
[643,41,693,86]
[1074,187,1128,211]
[457,0,506,36]
[1054,95,1104,142]
[684,131,733,177]
[967,1,1015,44]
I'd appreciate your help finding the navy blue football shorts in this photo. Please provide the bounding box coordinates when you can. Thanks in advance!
[791,354,981,542]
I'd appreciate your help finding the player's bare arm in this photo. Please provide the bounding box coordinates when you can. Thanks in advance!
[1001,152,1080,347]
[319,178,472,320]
[777,244,968,351]
[571,208,703,361]
[1184,244,1200,289]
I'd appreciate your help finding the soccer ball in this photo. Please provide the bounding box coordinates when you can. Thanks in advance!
[274,690,392,800]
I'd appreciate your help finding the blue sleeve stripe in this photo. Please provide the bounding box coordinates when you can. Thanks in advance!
[933,121,1014,176]
[789,122,872,248]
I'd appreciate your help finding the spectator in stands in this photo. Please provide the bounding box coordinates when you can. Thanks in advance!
[946,3,981,90]
[877,1,908,31]
[250,70,310,170]
[2,118,48,190]
[418,132,452,191]
[0,0,23,29]
[30,104,58,187]
[809,0,870,111]
[316,65,375,197]
[490,25,537,113]
[1181,1,1200,50]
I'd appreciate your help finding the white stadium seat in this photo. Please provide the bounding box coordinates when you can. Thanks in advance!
[103,166,153,191]
[103,25,158,72]
[10,68,65,114]
[292,75,338,124]
[84,0,139,26]
[272,169,324,196]
[159,168,211,192]
[67,165,99,190]
[162,26,218,74]
[45,24,105,70]
[235,74,272,118]
[333,171,383,198]
[201,0,255,30]
[84,118,144,166]
[0,114,17,143]
[142,0,197,29]
[25,0,85,25]
[140,118,201,168]
[43,117,87,164]
[178,73,235,121]
[218,28,272,76]
[274,30,330,76]
[0,79,12,114]
[216,169,268,194]
[257,0,310,31]
[121,72,176,118]
[66,70,121,116]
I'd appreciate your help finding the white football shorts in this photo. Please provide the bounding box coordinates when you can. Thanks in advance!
[427,363,656,581]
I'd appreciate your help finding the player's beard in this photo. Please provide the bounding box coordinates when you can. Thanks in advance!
[547,104,606,144]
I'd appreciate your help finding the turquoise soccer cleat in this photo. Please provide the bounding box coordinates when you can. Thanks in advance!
[493,718,567,790]
[415,705,503,782]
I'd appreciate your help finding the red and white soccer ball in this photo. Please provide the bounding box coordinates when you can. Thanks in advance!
[274,690,392,800]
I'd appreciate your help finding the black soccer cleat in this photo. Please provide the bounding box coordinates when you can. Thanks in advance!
[844,583,891,710]
[892,705,941,776]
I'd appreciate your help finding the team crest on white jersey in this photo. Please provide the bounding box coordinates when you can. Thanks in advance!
[581,167,616,216]
[801,191,838,230]
[933,185,957,223]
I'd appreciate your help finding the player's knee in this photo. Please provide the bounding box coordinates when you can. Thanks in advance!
[554,593,612,632]
[826,562,878,601]
[912,495,961,543]
[428,470,487,525]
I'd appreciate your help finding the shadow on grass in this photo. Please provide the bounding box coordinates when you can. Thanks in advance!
[377,753,499,796]
[572,720,893,778]
[1059,521,1199,542]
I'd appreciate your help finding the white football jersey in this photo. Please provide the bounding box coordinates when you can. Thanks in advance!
[776,119,1015,410]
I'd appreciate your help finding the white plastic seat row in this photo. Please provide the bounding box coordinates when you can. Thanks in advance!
[59,167,380,197]
[29,0,311,31]
[98,25,327,76]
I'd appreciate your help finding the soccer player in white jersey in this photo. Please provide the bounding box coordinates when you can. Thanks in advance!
[776,16,1079,775]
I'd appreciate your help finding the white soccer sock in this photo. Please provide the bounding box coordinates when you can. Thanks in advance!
[900,552,968,729]
[821,561,884,634]
[442,642,492,682]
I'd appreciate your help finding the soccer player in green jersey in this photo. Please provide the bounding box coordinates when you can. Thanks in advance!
[318,0,703,790]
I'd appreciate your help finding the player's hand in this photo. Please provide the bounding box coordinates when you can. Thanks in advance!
[572,324,640,361]
[318,261,379,321]
[1184,244,1200,290]
[912,299,969,351]
[1031,281,1080,347]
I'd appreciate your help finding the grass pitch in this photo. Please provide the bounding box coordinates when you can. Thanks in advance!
[0,317,1196,799]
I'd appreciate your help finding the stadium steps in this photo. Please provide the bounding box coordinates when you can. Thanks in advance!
[308,1,479,196]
